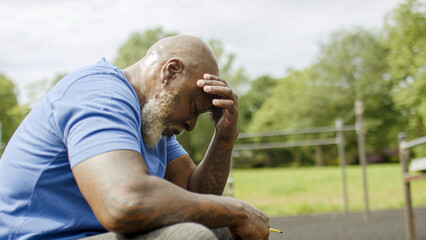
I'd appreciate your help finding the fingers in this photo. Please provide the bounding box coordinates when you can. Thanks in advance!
[197,74,238,103]
[198,73,227,86]
[204,86,233,99]
[212,98,234,109]
[197,74,227,87]
[202,85,237,113]
[199,73,239,137]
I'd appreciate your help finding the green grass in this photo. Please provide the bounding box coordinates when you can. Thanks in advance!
[230,163,426,217]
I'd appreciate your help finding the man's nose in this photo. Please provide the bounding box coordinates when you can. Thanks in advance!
[184,115,198,132]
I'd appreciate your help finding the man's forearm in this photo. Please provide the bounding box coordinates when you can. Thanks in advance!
[188,131,237,195]
[102,175,245,234]
[74,150,249,236]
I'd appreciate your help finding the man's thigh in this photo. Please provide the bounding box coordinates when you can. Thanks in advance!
[80,223,232,240]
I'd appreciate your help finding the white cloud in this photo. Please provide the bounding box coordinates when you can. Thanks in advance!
[0,0,402,103]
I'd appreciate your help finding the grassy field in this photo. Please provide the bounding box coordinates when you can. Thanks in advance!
[230,163,426,217]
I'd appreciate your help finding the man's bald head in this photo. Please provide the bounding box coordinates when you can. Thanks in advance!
[145,35,219,77]
[122,35,221,147]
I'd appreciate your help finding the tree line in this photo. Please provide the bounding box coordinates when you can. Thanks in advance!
[0,0,424,168]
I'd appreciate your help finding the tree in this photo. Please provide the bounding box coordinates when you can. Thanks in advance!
[247,28,401,165]
[0,74,27,149]
[315,28,402,158]
[244,67,335,166]
[238,75,278,132]
[384,0,426,156]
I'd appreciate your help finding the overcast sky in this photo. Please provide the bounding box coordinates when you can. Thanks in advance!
[0,0,403,103]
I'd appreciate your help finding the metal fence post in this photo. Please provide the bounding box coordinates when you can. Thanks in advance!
[226,151,235,197]
[355,100,370,221]
[336,118,349,213]
[398,132,415,240]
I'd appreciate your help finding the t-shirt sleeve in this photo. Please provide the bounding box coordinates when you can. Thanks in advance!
[166,135,188,163]
[51,73,142,168]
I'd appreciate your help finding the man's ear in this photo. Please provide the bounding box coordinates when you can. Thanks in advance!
[161,58,184,87]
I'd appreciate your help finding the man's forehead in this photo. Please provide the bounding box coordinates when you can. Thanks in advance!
[180,80,211,113]
[184,70,218,112]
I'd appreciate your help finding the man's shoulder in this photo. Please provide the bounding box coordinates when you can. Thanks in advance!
[70,58,125,81]
[48,58,133,101]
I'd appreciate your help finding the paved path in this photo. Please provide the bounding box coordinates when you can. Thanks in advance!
[269,207,426,240]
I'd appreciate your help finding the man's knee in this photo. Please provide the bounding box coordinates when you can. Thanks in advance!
[172,223,217,240]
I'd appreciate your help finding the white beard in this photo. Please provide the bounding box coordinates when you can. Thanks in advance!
[141,89,184,148]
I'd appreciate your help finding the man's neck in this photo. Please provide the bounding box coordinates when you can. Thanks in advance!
[123,62,151,106]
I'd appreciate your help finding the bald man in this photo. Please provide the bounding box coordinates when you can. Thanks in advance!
[0,36,269,240]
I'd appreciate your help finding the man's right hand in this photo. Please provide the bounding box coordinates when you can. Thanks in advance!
[229,199,270,240]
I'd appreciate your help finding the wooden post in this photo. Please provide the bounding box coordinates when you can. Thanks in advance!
[399,133,415,240]
[336,119,349,213]
[355,100,370,221]
[315,145,324,167]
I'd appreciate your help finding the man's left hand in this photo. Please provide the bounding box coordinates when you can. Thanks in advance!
[197,74,238,141]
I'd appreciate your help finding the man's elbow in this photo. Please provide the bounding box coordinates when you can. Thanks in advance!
[96,187,153,234]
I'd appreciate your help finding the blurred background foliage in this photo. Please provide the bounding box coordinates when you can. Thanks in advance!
[1,0,425,167]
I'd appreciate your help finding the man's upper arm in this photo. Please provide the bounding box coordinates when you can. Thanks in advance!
[72,149,149,230]
[164,154,196,190]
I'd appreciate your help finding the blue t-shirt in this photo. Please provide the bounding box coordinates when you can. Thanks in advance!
[0,59,188,239]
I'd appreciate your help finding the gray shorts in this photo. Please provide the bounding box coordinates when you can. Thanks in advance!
[80,223,233,240]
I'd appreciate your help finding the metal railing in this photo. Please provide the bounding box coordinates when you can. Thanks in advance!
[229,100,370,219]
